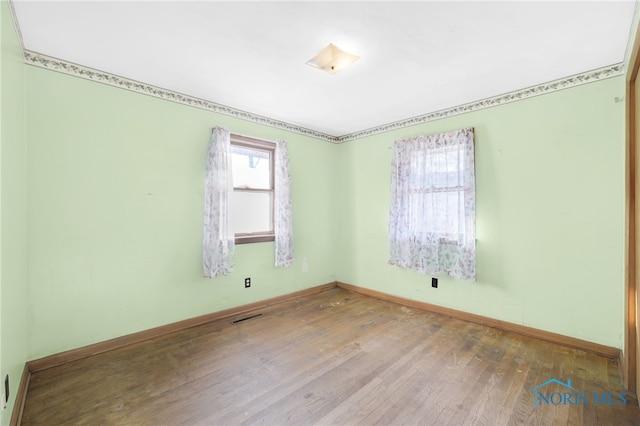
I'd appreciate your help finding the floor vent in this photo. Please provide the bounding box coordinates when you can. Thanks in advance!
[232,313,263,324]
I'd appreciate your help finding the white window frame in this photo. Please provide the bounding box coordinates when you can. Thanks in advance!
[411,145,466,243]
[230,134,276,244]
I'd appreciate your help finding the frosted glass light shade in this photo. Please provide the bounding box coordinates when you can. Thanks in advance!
[306,43,359,75]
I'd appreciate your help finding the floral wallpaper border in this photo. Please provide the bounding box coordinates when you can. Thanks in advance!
[340,63,624,142]
[24,50,623,144]
[23,51,336,143]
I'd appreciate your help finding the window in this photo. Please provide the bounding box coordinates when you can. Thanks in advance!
[388,128,476,281]
[408,144,467,242]
[230,134,276,244]
[203,126,294,278]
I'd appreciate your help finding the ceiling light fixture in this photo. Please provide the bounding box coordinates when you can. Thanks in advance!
[306,43,360,75]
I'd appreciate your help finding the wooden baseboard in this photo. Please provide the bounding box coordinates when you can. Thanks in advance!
[336,281,620,360]
[27,282,337,373]
[9,364,30,426]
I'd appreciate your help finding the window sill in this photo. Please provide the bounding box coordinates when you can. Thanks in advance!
[235,234,275,244]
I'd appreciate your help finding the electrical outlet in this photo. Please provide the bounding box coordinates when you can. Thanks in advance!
[431,277,438,288]
[244,277,251,288]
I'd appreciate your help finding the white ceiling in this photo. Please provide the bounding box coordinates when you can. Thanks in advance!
[11,1,637,138]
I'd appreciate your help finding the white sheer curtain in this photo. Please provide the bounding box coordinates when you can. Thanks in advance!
[389,128,476,281]
[274,139,294,267]
[203,126,235,278]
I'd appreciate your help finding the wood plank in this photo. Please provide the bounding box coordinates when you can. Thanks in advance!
[19,288,640,425]
[337,281,620,359]
[27,282,337,373]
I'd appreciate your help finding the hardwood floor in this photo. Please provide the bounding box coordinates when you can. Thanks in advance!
[20,288,640,425]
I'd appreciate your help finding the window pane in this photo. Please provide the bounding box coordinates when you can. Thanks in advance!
[409,146,465,190]
[231,145,271,190]
[410,190,463,238]
[230,191,272,234]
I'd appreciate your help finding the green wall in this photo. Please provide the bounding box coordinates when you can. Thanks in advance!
[26,66,339,359]
[24,68,626,357]
[1,0,28,423]
[335,76,625,347]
